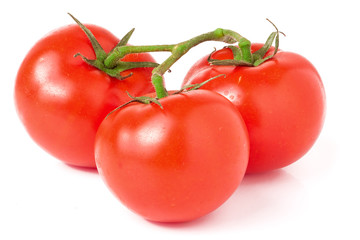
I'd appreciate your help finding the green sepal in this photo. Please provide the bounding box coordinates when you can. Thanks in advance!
[253,19,286,66]
[105,91,163,118]
[115,28,135,48]
[74,52,101,68]
[174,74,226,94]
[105,99,137,119]
[227,45,243,61]
[207,19,284,68]
[107,28,135,60]
[69,13,158,80]
[68,13,107,61]
[126,92,163,109]
[252,31,277,63]
[208,48,253,67]
[74,52,133,80]
[209,58,254,67]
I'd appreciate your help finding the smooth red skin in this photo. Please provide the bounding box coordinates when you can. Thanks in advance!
[15,24,155,168]
[95,90,249,222]
[183,44,326,173]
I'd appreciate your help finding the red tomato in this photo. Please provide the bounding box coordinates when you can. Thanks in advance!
[95,90,249,222]
[182,44,326,173]
[15,24,155,168]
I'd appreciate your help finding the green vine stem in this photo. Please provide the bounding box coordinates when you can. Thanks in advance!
[70,13,282,100]
[104,29,252,99]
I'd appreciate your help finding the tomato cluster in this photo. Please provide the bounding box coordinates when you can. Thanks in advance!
[14,16,325,222]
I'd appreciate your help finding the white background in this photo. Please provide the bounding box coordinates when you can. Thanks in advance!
[1,0,359,239]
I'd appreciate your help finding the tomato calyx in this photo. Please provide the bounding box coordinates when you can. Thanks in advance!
[209,19,285,67]
[106,74,226,117]
[106,92,163,117]
[173,74,226,94]
[68,13,159,80]
[126,92,163,109]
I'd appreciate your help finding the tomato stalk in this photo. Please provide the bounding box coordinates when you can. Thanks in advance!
[104,29,253,99]
[70,14,283,100]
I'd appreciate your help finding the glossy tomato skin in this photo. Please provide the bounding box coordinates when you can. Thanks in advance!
[183,44,326,173]
[15,24,155,168]
[95,90,249,222]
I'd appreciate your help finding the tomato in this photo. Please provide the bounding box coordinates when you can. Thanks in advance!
[95,90,249,222]
[182,44,326,173]
[14,24,155,168]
